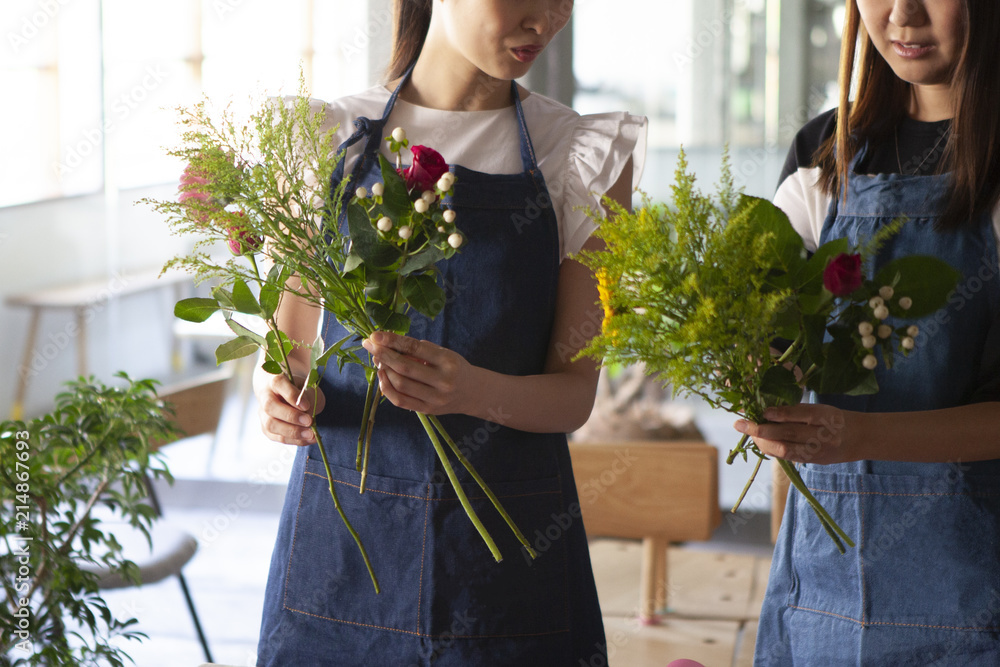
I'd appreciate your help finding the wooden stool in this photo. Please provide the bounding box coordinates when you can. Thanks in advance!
[568,440,720,623]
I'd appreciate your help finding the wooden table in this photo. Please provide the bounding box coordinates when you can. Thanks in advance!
[5,267,192,419]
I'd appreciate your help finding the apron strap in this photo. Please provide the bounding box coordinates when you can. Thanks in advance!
[512,80,539,173]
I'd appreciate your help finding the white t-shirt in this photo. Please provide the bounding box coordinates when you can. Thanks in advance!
[311,85,647,261]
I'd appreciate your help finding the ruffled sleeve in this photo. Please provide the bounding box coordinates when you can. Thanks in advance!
[559,112,648,260]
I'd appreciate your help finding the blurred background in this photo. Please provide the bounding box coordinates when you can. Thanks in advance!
[1,1,847,664]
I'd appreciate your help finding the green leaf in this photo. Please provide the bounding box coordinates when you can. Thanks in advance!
[365,271,397,303]
[379,153,412,218]
[347,201,400,268]
[261,360,282,374]
[215,336,261,364]
[174,298,219,323]
[383,312,411,334]
[401,274,446,318]
[798,289,834,316]
[231,277,263,316]
[743,195,807,275]
[815,328,869,394]
[212,286,235,310]
[796,237,850,292]
[224,315,266,346]
[757,365,802,408]
[342,252,364,274]
[874,256,962,318]
[845,370,879,396]
[400,245,445,276]
[259,264,289,320]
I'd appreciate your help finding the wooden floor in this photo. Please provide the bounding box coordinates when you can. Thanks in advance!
[589,539,771,667]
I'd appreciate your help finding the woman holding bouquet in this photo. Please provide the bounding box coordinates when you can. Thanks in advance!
[740,1,1000,664]
[253,0,645,664]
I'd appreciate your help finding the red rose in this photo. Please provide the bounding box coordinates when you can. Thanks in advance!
[226,212,263,255]
[823,253,863,296]
[401,145,449,194]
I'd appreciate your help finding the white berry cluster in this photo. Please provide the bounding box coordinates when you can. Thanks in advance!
[856,285,917,370]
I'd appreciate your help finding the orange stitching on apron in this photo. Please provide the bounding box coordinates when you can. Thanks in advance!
[282,467,309,612]
[283,606,571,639]
[859,476,868,626]
[809,488,1000,498]
[789,605,1000,631]
[416,483,430,634]
[788,605,863,625]
[304,470,561,501]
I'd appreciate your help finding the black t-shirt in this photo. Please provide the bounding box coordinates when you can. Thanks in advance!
[776,108,951,189]
[774,108,999,403]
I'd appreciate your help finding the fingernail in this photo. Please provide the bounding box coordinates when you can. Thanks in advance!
[763,408,777,419]
[302,429,313,440]
[734,420,747,433]
[299,415,311,426]
[372,331,385,343]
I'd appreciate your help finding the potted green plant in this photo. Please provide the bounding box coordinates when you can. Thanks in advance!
[1,373,178,666]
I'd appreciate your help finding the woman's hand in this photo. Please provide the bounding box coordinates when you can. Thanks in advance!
[256,373,326,446]
[362,331,474,415]
[734,404,867,465]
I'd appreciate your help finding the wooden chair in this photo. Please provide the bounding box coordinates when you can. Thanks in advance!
[81,367,232,663]
[568,440,720,623]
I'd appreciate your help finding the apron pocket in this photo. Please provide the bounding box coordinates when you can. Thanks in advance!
[861,471,1000,629]
[425,474,570,638]
[282,456,431,634]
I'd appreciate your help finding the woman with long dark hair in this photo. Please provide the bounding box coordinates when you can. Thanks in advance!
[741,0,1000,663]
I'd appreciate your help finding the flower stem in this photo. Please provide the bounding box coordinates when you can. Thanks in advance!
[417,412,502,562]
[428,414,537,559]
[357,375,377,472]
[312,421,380,593]
[731,452,763,515]
[776,458,854,553]
[359,383,382,494]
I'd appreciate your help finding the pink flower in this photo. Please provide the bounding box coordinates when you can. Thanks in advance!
[179,163,219,224]
[400,145,449,195]
[226,212,263,255]
[823,253,863,296]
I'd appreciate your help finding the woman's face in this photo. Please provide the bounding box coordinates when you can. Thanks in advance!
[857,0,966,88]
[430,0,573,80]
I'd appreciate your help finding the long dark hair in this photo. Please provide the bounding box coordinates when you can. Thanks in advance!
[814,0,1000,229]
[385,0,432,82]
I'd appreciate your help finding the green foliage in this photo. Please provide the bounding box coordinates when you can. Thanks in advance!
[1,374,178,666]
[576,149,961,552]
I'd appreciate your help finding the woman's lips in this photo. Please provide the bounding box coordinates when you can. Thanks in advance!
[891,41,935,59]
[512,45,543,63]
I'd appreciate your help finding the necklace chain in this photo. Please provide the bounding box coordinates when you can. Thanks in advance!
[894,125,949,176]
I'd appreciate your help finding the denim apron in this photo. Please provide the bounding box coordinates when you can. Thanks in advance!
[257,71,607,666]
[755,143,1000,665]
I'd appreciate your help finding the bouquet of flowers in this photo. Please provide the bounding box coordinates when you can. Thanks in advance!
[146,91,534,593]
[577,152,960,552]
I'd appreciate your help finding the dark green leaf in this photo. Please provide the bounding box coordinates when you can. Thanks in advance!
[347,202,400,268]
[379,153,412,218]
[383,312,411,334]
[401,274,446,318]
[845,370,879,396]
[757,365,802,408]
[815,328,869,394]
[261,360,282,374]
[400,245,445,276]
[874,256,962,318]
[173,298,219,323]
[365,271,397,303]
[215,336,261,363]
